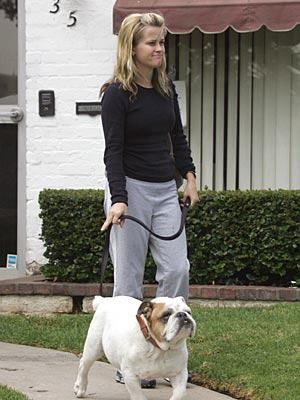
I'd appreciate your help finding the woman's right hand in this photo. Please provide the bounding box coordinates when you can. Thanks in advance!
[101,202,128,231]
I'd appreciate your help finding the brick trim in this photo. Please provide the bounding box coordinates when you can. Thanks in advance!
[0,277,299,301]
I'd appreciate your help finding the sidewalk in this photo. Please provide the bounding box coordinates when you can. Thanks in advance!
[0,342,235,400]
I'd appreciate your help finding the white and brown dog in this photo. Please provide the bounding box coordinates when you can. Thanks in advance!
[74,295,196,400]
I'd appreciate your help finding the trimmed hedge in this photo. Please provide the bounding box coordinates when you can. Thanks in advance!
[186,190,300,286]
[39,189,300,286]
[39,189,110,283]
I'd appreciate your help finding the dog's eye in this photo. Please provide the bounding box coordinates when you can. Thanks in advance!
[186,310,192,315]
[161,312,172,322]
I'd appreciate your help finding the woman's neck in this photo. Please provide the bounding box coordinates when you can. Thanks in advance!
[135,78,153,88]
[135,69,154,88]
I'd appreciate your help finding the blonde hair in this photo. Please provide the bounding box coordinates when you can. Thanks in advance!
[101,13,171,98]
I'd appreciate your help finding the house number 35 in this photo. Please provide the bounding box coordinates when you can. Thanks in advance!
[50,0,78,27]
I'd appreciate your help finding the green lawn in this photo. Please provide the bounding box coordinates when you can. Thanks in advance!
[0,313,90,354]
[0,304,299,400]
[0,385,29,400]
[188,304,300,400]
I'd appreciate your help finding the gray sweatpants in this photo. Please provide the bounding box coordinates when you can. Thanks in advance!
[104,177,190,300]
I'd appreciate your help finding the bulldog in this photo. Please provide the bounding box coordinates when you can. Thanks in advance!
[74,295,196,400]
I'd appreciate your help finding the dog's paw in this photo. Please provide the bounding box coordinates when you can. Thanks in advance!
[74,382,86,398]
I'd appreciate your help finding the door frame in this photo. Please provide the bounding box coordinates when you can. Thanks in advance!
[0,0,26,279]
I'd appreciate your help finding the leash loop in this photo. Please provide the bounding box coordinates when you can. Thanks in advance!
[119,198,190,241]
[98,198,191,294]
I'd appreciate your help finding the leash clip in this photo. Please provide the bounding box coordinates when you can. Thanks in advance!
[184,197,191,208]
[180,197,191,209]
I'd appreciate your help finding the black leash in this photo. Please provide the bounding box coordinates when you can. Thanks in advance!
[98,198,191,294]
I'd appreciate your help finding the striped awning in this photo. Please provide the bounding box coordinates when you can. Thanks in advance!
[113,0,300,34]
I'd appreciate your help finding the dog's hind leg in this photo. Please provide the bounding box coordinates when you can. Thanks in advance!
[74,327,104,398]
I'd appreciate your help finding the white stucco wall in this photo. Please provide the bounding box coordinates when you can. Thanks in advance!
[25,0,116,264]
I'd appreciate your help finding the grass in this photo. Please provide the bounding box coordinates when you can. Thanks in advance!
[0,385,29,400]
[0,304,299,400]
[188,304,300,400]
[0,313,90,354]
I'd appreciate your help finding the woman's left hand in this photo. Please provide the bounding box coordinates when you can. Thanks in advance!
[182,172,199,208]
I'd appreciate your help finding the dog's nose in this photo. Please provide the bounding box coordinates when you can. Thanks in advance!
[176,312,192,326]
[176,312,188,320]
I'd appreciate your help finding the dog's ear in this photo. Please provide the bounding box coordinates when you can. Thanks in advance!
[137,301,153,320]
[178,296,186,304]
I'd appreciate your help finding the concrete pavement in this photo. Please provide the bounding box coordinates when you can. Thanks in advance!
[0,342,236,400]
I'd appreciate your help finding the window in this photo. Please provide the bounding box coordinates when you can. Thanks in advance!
[167,27,300,190]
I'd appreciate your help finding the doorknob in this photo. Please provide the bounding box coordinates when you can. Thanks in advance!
[0,107,24,122]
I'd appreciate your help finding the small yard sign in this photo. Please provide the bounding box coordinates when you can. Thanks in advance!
[6,254,17,269]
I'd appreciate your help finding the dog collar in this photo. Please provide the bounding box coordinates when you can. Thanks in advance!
[136,314,161,350]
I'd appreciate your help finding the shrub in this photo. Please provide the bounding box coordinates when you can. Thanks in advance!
[39,189,300,286]
[39,189,111,283]
[186,190,300,286]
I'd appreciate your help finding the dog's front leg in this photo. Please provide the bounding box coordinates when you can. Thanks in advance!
[169,369,188,400]
[123,370,148,400]
[74,318,104,398]
[74,356,90,398]
[74,343,103,397]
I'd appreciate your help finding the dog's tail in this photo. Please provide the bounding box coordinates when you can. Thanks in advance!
[92,296,104,312]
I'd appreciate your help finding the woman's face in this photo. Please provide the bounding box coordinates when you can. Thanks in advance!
[133,26,165,75]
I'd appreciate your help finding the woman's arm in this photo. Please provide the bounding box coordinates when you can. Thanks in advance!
[183,171,199,208]
[101,84,129,230]
[170,82,199,207]
[101,84,128,205]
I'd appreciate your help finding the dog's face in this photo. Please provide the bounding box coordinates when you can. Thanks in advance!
[137,296,196,347]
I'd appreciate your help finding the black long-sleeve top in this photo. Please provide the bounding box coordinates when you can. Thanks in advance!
[101,81,196,205]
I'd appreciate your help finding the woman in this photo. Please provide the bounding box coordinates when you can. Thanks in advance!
[100,13,199,385]
[101,11,199,300]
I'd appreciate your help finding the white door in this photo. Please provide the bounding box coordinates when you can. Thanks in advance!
[0,1,24,274]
